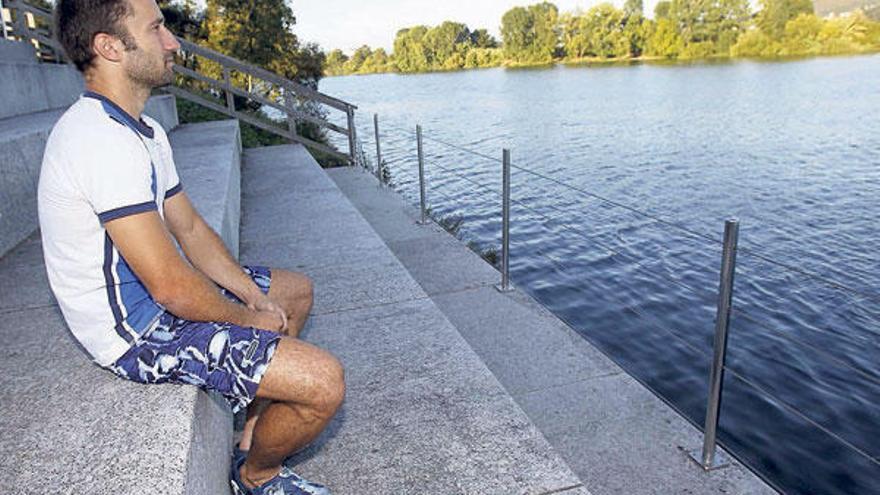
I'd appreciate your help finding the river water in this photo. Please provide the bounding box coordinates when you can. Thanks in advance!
[320,55,880,494]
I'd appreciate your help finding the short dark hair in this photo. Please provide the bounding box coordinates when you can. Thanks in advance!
[55,0,134,72]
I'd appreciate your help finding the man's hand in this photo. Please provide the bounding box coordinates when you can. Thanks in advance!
[247,293,288,333]
[249,308,288,332]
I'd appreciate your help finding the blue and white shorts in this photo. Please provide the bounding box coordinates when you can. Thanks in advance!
[107,266,281,414]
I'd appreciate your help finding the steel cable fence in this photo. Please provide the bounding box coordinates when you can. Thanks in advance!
[351,109,880,471]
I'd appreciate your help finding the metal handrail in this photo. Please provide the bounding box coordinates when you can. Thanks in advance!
[2,0,358,164]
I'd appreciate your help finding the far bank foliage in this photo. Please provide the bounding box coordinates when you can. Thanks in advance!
[324,0,880,76]
[325,22,502,75]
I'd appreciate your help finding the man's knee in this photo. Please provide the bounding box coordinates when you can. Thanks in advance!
[313,353,345,418]
[297,274,314,308]
[271,269,313,312]
[257,338,344,416]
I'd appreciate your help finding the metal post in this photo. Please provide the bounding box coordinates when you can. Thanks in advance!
[1,0,9,40]
[689,219,739,471]
[373,113,383,185]
[346,106,357,166]
[11,0,27,41]
[416,124,429,225]
[495,149,513,293]
[283,90,297,136]
[222,68,235,112]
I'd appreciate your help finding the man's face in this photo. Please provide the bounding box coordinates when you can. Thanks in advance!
[119,0,180,89]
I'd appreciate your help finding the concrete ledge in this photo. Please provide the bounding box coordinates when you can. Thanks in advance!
[169,119,242,259]
[0,109,64,256]
[144,93,180,132]
[40,63,85,110]
[0,62,52,119]
[0,38,37,63]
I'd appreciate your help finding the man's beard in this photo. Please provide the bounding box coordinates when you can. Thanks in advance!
[122,38,174,89]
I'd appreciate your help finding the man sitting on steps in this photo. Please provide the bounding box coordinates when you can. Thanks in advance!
[38,0,344,493]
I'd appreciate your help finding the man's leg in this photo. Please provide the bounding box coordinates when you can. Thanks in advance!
[240,269,315,451]
[239,337,345,489]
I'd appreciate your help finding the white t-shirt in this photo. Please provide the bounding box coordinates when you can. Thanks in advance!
[38,92,181,366]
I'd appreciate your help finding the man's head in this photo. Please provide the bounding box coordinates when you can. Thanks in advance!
[56,0,180,88]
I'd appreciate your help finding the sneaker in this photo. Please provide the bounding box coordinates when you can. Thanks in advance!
[257,465,331,495]
[229,454,251,495]
[230,456,331,495]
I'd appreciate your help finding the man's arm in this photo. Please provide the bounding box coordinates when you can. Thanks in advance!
[162,191,288,329]
[104,209,282,330]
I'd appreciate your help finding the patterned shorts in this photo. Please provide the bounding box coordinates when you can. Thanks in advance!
[107,266,281,414]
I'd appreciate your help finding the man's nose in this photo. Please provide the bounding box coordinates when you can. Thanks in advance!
[163,28,181,52]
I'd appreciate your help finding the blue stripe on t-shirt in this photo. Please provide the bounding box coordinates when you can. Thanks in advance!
[84,91,155,139]
[103,234,133,344]
[114,256,163,333]
[98,201,157,224]
[150,163,157,200]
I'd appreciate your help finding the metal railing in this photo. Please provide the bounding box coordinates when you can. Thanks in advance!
[354,111,880,478]
[1,0,358,164]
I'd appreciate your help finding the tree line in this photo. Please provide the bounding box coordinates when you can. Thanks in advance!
[326,0,880,75]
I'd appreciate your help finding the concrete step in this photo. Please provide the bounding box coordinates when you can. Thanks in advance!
[0,118,242,495]
[0,38,38,63]
[239,145,589,495]
[327,167,777,495]
[0,92,179,257]
[0,60,84,120]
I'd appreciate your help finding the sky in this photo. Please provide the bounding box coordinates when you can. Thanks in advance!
[290,0,663,53]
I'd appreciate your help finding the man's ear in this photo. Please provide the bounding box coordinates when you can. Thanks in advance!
[92,32,124,64]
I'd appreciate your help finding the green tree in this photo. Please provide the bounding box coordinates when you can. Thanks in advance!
[501,2,559,63]
[645,18,684,57]
[470,29,499,48]
[561,10,591,58]
[324,49,349,76]
[624,0,644,17]
[623,12,648,56]
[463,47,504,67]
[817,11,875,53]
[343,45,372,73]
[730,28,782,56]
[359,48,391,73]
[757,0,814,39]
[393,26,430,72]
[158,0,205,40]
[204,0,322,86]
[782,13,823,54]
[423,21,471,68]
[669,0,750,55]
[654,1,672,19]
[584,3,629,58]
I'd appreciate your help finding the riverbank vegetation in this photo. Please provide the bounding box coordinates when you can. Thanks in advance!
[325,0,880,76]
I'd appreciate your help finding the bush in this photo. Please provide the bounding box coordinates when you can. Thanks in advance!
[731,29,783,57]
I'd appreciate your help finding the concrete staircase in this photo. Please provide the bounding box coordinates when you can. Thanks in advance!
[0,39,589,494]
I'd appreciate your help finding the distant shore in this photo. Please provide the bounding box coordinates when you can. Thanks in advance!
[325,49,880,77]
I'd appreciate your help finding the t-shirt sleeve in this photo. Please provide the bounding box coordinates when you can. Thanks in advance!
[78,136,158,224]
[154,125,182,200]
[163,151,182,200]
